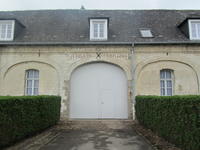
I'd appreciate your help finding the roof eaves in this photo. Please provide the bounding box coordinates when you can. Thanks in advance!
[1,41,200,46]
[0,42,133,46]
[134,41,200,45]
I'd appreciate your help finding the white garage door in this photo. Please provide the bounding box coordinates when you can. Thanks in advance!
[70,62,128,119]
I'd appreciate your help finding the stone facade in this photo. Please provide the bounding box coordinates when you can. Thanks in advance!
[134,45,200,96]
[1,44,200,119]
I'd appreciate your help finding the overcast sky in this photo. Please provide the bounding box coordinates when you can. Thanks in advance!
[0,0,200,11]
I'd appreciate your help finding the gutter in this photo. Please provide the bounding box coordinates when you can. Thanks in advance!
[134,41,200,45]
[0,42,133,46]
[1,41,200,46]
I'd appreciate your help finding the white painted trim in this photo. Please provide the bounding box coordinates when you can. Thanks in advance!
[188,19,200,40]
[90,19,108,41]
[0,20,15,41]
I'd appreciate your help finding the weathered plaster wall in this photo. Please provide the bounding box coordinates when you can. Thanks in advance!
[0,45,132,119]
[134,45,200,96]
[1,45,200,120]
[3,61,58,96]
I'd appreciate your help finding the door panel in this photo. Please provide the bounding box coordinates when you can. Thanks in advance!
[100,89,115,118]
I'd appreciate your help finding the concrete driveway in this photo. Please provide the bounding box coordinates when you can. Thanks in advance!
[5,120,154,150]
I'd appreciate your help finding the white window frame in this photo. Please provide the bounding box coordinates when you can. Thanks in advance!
[160,69,174,96]
[188,19,200,40]
[90,19,108,41]
[0,20,15,41]
[25,69,39,96]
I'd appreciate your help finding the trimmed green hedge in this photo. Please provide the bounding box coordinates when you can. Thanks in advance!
[0,95,61,148]
[135,95,200,150]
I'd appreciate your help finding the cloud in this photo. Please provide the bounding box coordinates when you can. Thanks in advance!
[0,0,199,11]
[155,0,200,9]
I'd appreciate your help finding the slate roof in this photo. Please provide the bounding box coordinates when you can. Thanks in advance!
[0,9,200,45]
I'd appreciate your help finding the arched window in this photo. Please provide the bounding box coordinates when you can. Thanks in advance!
[160,69,173,96]
[25,69,39,95]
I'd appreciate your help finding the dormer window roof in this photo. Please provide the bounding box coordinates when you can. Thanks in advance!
[90,19,108,41]
[0,20,15,41]
[188,19,200,40]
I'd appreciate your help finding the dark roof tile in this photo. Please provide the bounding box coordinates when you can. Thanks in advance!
[0,9,200,45]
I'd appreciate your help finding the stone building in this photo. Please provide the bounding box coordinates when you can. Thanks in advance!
[0,10,200,119]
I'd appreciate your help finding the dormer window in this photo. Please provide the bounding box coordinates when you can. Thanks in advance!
[0,20,15,41]
[90,19,108,40]
[189,19,200,40]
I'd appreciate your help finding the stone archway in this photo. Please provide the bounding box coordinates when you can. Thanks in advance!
[61,59,133,119]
